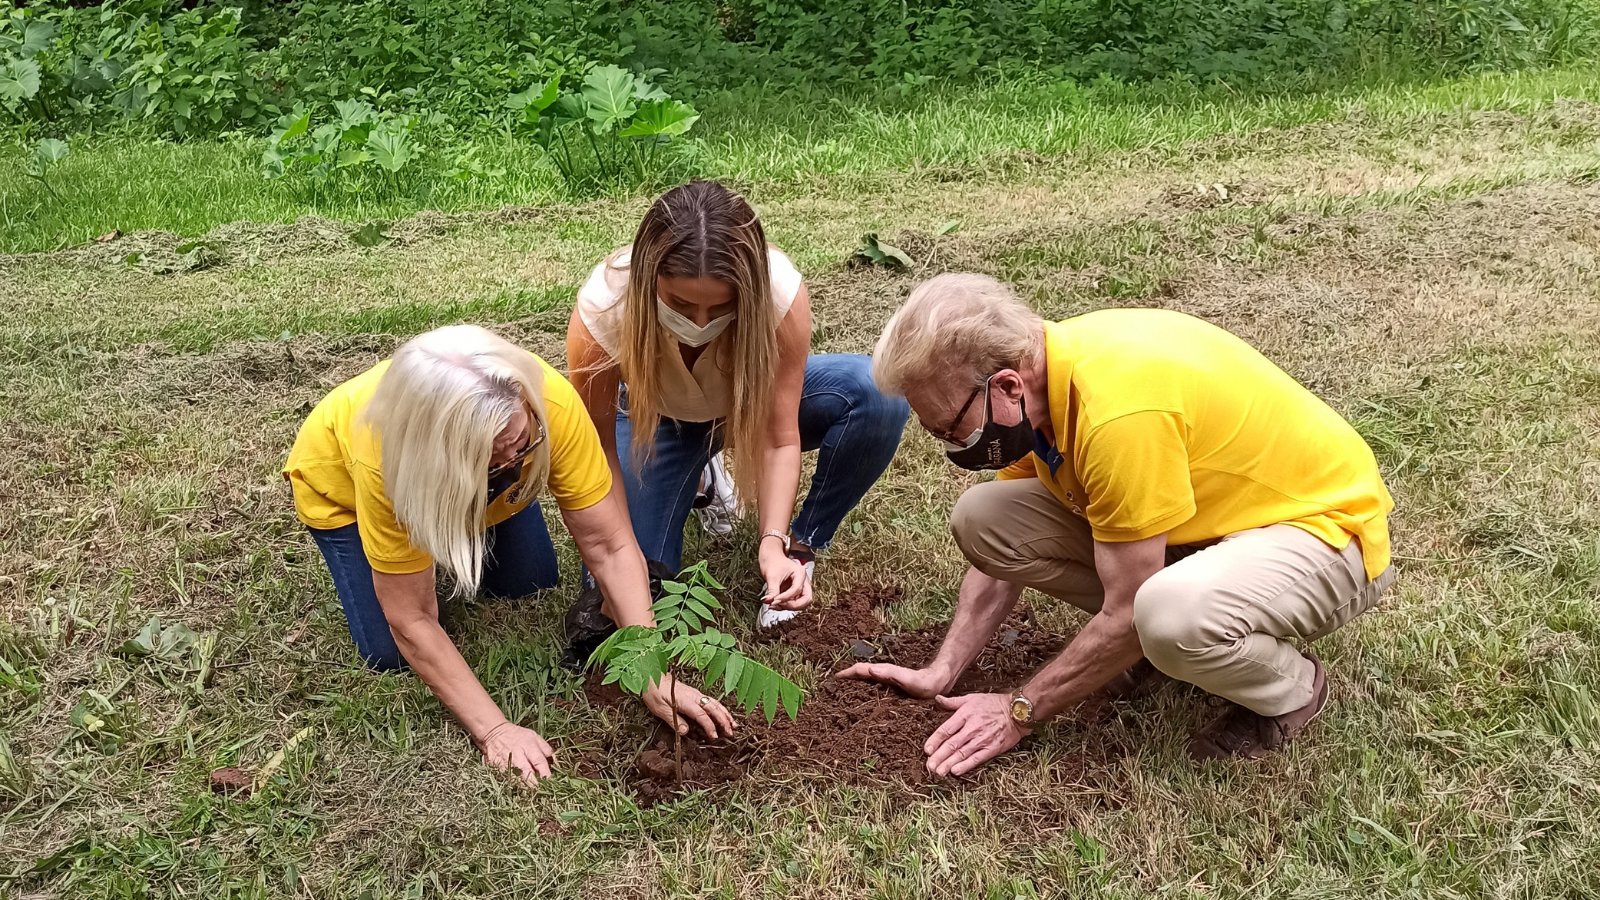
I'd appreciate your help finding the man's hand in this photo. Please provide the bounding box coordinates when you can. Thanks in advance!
[477,722,555,785]
[924,692,1030,777]
[834,662,952,699]
[642,675,738,740]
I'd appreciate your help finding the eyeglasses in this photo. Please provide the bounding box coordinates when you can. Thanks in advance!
[488,415,547,480]
[931,382,987,449]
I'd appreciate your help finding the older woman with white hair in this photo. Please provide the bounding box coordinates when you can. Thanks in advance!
[842,274,1396,773]
[284,325,735,784]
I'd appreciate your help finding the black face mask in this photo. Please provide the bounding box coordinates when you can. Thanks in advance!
[944,391,1034,471]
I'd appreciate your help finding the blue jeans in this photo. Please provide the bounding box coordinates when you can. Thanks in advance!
[616,353,909,571]
[308,502,560,671]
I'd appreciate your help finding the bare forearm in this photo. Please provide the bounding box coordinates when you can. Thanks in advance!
[1021,533,1167,720]
[756,442,802,538]
[1020,609,1143,720]
[926,567,1025,692]
[564,490,655,629]
[584,535,653,628]
[391,619,506,741]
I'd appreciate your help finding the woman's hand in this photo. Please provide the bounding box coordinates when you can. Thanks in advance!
[834,661,953,699]
[476,721,556,785]
[642,674,738,739]
[759,542,813,611]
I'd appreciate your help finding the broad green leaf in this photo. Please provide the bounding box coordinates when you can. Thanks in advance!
[334,148,370,169]
[504,79,558,112]
[0,58,41,105]
[722,653,744,696]
[778,679,802,721]
[547,93,588,126]
[365,127,414,173]
[704,648,729,685]
[260,147,286,178]
[121,616,162,657]
[689,586,720,610]
[617,99,700,139]
[20,20,56,58]
[587,624,654,669]
[154,621,198,659]
[685,598,714,621]
[333,98,377,131]
[270,108,311,145]
[855,233,913,269]
[659,579,687,594]
[761,674,779,722]
[631,74,668,102]
[580,64,637,132]
[352,221,388,247]
[33,138,68,164]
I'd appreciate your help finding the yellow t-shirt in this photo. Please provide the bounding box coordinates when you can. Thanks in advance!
[998,310,1394,581]
[283,354,612,574]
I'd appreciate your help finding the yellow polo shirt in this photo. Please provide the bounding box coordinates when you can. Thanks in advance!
[283,354,611,574]
[998,310,1393,580]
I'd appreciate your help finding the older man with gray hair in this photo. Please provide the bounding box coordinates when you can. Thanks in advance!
[840,273,1396,775]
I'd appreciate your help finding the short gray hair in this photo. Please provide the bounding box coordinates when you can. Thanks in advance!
[872,273,1044,396]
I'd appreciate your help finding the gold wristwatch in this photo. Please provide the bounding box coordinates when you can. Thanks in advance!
[1009,692,1035,725]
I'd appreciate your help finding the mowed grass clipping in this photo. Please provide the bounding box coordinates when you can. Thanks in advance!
[2,72,1600,898]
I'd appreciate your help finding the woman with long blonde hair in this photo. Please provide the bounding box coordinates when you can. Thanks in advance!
[568,181,909,627]
[284,325,734,784]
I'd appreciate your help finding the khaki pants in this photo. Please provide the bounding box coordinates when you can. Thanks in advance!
[951,478,1396,717]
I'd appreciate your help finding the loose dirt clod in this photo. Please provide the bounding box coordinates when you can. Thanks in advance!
[208,766,253,797]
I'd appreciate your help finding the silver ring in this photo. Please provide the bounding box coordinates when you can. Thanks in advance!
[698,696,711,707]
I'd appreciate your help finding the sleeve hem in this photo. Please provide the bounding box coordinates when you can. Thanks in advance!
[554,473,613,513]
[367,555,431,575]
[1090,504,1195,543]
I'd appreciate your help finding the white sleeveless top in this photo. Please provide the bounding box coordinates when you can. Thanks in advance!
[576,245,805,423]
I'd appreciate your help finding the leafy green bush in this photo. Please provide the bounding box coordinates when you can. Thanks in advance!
[261,100,420,192]
[96,1,276,137]
[0,8,55,124]
[506,65,699,194]
[2,1,277,137]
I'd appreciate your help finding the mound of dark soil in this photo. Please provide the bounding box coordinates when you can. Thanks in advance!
[593,583,1129,804]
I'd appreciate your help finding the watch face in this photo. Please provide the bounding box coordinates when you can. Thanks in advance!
[1010,696,1032,723]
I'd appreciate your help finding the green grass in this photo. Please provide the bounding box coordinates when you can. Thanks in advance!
[3,66,1600,898]
[5,66,1600,253]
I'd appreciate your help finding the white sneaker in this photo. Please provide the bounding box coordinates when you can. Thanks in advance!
[757,557,813,629]
[694,452,741,538]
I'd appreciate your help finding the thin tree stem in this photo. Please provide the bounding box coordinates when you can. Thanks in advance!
[669,670,683,782]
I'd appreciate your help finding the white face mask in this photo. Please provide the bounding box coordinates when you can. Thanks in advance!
[657,299,734,348]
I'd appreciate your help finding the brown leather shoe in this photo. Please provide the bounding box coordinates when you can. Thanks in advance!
[1188,653,1328,760]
